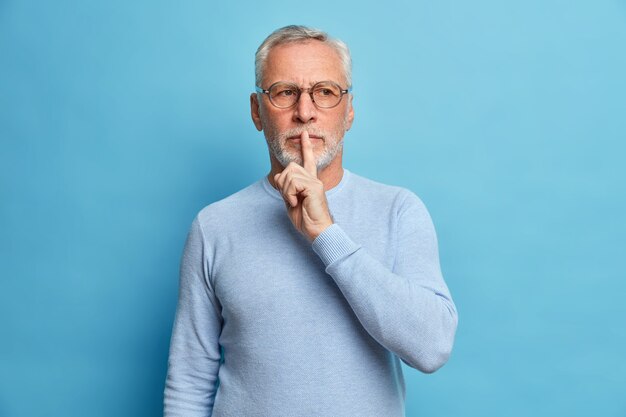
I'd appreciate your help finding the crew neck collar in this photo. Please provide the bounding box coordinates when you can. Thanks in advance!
[261,169,351,201]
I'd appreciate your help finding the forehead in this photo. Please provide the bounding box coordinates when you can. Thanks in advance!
[262,40,345,86]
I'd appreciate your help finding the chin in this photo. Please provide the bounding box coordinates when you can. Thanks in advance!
[275,152,305,168]
[274,151,335,171]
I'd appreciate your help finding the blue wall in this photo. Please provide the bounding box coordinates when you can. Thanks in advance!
[1,1,625,416]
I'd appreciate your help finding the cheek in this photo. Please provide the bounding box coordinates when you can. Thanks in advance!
[262,111,288,132]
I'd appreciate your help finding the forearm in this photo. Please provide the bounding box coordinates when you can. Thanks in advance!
[164,353,220,417]
[164,305,221,417]
[313,224,458,373]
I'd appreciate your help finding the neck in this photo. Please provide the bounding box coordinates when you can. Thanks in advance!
[267,152,344,191]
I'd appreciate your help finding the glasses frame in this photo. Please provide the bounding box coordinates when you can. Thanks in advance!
[255,81,352,109]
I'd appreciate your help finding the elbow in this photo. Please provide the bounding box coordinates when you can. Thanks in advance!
[404,312,458,374]
[402,332,454,374]
[413,341,454,374]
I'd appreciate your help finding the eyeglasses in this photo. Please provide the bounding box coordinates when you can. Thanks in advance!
[255,81,352,109]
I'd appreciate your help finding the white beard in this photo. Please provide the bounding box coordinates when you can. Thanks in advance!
[266,125,345,170]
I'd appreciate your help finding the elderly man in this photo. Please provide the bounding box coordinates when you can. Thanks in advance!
[164,25,458,417]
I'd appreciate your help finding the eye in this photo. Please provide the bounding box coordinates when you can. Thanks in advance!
[272,86,298,97]
[313,84,340,97]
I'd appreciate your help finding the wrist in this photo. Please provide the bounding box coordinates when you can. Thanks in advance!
[307,219,334,242]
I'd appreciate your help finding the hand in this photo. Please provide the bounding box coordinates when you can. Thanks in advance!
[273,131,334,241]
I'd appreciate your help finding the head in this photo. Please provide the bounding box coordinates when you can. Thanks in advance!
[250,25,354,171]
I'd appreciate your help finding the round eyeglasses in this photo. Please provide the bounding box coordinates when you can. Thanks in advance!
[255,81,352,109]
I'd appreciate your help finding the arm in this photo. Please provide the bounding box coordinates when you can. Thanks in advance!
[312,192,458,373]
[164,217,222,417]
[272,131,457,372]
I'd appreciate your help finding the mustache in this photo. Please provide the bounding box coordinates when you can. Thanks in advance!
[278,127,326,140]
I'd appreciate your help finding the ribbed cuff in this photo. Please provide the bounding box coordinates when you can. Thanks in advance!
[312,224,361,267]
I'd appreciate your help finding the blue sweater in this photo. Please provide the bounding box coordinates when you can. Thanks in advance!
[164,170,458,417]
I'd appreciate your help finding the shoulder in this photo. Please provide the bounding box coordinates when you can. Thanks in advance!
[194,179,268,231]
[345,171,428,214]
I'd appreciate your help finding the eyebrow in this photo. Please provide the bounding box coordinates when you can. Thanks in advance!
[275,80,334,88]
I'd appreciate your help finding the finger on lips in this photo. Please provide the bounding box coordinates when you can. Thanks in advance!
[301,131,317,177]
[273,130,317,208]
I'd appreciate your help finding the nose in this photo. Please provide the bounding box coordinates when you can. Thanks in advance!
[292,91,317,124]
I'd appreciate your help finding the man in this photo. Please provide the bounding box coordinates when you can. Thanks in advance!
[164,25,458,417]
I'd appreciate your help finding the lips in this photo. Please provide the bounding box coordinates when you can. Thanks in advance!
[287,135,323,141]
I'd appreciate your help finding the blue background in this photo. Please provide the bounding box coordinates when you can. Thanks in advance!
[1,0,625,416]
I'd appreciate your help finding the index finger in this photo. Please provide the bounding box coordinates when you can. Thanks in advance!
[301,130,317,177]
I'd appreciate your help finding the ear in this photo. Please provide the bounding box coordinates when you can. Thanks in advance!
[344,94,355,131]
[250,93,263,131]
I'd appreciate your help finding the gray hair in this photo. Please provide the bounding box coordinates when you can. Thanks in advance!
[255,25,352,88]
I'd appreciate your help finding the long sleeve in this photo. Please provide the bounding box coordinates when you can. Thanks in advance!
[312,191,458,373]
[164,217,223,417]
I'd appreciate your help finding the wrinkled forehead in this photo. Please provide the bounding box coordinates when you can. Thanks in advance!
[262,41,346,87]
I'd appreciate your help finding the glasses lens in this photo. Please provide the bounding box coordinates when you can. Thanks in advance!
[312,82,342,108]
[269,83,299,108]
